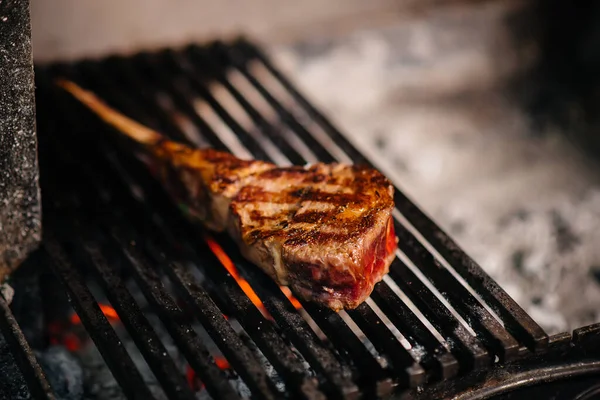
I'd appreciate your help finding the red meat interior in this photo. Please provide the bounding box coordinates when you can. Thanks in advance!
[291,216,397,309]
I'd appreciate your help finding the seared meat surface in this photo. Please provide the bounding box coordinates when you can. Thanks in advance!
[230,164,396,310]
[57,79,398,310]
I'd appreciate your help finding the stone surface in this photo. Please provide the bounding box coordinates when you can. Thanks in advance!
[0,333,30,399]
[268,1,600,334]
[0,0,42,282]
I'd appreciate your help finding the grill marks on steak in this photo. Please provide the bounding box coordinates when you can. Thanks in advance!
[228,162,397,310]
[57,79,398,311]
[147,150,399,310]
[151,142,275,231]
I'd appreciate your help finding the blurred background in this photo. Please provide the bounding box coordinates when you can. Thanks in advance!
[30,0,600,334]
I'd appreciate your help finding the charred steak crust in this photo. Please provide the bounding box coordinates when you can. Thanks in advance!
[151,143,275,231]
[228,163,396,311]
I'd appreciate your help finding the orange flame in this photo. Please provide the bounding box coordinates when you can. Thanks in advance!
[204,236,271,318]
[204,235,304,313]
[280,287,303,310]
[71,304,120,325]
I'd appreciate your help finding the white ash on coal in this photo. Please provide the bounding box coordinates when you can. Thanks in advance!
[0,332,84,400]
[35,346,84,400]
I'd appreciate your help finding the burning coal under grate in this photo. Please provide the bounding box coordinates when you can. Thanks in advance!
[2,39,599,400]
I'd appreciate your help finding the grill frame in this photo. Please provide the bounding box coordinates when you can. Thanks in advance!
[2,38,599,399]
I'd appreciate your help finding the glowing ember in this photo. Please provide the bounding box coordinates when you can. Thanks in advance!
[48,303,121,352]
[204,236,270,318]
[186,365,204,391]
[47,322,82,351]
[47,321,63,336]
[71,304,120,325]
[62,333,82,352]
[186,357,230,392]
[215,357,230,370]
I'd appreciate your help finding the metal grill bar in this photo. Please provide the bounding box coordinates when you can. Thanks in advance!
[25,39,561,400]
[43,239,156,400]
[115,239,246,400]
[103,56,187,139]
[126,54,272,161]
[185,47,316,164]
[77,235,196,400]
[345,303,424,386]
[386,258,489,371]
[369,283,459,380]
[393,221,520,361]
[208,42,337,165]
[160,49,307,165]
[299,303,393,396]
[0,294,55,400]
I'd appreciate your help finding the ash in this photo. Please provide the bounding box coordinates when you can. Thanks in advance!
[35,346,84,400]
[270,2,600,334]
[0,338,84,400]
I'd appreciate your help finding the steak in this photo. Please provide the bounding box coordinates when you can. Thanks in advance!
[57,79,398,310]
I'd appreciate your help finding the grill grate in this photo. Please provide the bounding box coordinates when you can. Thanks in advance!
[9,38,597,399]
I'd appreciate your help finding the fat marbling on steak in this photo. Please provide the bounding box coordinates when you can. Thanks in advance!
[57,79,398,311]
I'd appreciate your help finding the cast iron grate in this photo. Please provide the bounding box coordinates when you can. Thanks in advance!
[3,39,600,400]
